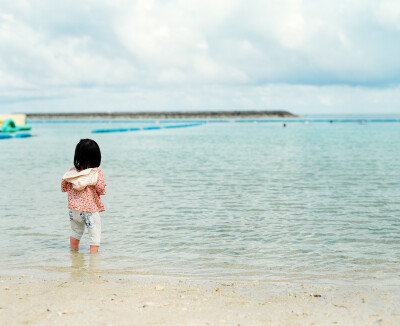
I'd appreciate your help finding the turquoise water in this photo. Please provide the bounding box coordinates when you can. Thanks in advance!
[1,119,400,285]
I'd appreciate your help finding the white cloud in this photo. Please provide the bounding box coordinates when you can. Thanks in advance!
[375,0,400,30]
[0,0,400,114]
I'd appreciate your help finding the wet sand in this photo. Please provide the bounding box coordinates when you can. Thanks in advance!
[1,270,399,325]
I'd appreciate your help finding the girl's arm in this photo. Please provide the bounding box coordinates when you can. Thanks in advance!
[61,179,70,192]
[95,169,106,195]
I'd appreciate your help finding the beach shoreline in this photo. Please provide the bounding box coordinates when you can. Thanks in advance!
[1,270,399,325]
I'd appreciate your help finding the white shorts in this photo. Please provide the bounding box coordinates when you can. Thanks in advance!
[69,210,101,246]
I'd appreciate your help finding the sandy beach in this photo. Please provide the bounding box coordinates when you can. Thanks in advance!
[1,268,399,326]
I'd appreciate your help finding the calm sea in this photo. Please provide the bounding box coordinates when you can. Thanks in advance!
[1,117,400,286]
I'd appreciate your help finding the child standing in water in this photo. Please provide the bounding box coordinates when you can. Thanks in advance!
[61,139,106,253]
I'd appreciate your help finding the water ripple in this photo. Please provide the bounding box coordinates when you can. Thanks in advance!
[1,122,400,286]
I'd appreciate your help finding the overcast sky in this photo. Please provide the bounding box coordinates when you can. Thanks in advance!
[1,0,400,114]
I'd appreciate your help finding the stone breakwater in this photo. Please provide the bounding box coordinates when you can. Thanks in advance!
[27,110,296,119]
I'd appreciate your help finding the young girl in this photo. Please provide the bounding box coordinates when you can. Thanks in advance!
[61,139,106,253]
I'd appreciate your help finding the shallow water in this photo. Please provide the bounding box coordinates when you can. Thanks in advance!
[1,118,400,286]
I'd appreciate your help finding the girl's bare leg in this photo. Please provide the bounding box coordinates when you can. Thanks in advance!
[70,236,80,250]
[90,245,99,253]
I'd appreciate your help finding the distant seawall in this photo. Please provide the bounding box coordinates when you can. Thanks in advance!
[27,110,297,119]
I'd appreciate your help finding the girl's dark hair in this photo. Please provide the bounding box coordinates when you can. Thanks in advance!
[74,139,101,170]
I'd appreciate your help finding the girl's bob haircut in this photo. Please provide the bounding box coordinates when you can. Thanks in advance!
[74,139,101,170]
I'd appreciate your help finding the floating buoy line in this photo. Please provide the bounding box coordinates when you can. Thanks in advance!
[92,123,203,133]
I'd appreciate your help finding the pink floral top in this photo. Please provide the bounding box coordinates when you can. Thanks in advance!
[61,168,106,212]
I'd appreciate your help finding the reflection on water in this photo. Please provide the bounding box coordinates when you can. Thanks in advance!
[69,251,102,280]
[1,120,400,286]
